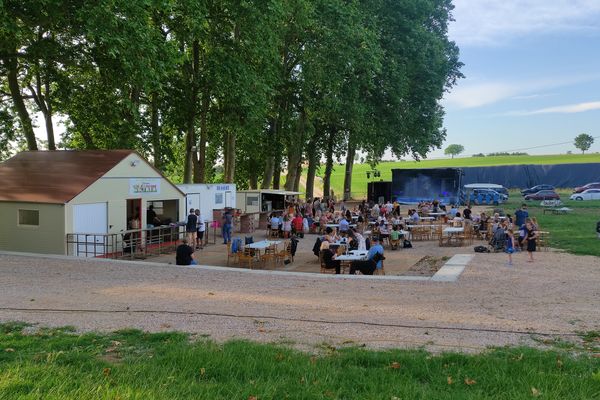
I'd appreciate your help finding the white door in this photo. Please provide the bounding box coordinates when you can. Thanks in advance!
[73,203,108,257]
[591,190,600,200]
[225,191,232,208]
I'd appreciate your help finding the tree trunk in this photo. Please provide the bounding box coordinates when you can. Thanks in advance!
[249,172,258,189]
[261,119,277,189]
[293,162,302,192]
[261,156,274,189]
[305,139,318,200]
[42,74,56,150]
[224,130,236,183]
[150,92,161,169]
[322,128,336,199]
[343,141,356,201]
[195,91,209,183]
[7,58,37,150]
[284,109,306,191]
[272,154,281,189]
[183,39,200,184]
[183,126,195,184]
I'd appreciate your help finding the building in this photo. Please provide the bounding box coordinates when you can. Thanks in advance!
[177,183,236,222]
[236,189,300,214]
[0,150,185,255]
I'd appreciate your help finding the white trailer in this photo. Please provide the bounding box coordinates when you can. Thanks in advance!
[177,183,236,221]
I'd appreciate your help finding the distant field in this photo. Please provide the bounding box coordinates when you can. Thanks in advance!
[316,153,600,199]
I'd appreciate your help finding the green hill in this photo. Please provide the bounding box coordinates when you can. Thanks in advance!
[316,153,600,199]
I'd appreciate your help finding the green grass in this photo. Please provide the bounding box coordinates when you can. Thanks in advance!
[318,153,600,198]
[500,190,600,257]
[1,323,599,399]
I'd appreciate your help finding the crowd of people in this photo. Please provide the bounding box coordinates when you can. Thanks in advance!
[173,195,546,268]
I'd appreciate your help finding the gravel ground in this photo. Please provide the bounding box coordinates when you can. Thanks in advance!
[0,251,598,353]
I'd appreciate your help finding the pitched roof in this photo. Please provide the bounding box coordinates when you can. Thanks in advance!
[0,150,135,204]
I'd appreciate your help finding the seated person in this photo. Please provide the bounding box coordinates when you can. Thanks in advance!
[390,226,401,250]
[339,217,350,233]
[270,214,280,231]
[323,227,338,243]
[176,239,197,266]
[448,204,458,218]
[352,228,367,250]
[320,241,341,274]
[349,238,384,275]
[292,214,304,234]
[378,221,390,241]
[463,207,472,220]
[452,212,464,227]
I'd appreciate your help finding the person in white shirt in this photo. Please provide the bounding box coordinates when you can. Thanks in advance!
[453,212,464,227]
[195,209,205,249]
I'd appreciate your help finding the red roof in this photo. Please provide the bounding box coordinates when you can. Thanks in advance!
[0,150,135,204]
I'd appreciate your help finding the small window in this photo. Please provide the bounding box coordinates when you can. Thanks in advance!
[246,196,259,206]
[18,209,39,226]
[215,193,224,204]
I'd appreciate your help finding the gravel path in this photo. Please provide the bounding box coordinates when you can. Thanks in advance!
[0,252,598,352]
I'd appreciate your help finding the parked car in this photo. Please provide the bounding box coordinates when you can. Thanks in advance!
[524,190,560,201]
[521,184,555,196]
[472,189,509,202]
[573,182,600,193]
[570,189,600,201]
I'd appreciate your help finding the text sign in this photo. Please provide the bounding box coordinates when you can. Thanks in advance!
[129,178,161,195]
[216,185,230,191]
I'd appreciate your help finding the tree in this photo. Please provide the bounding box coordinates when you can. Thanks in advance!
[574,133,594,154]
[444,144,464,158]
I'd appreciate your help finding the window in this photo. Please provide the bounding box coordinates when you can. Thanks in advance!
[246,196,259,206]
[147,201,164,215]
[215,193,224,204]
[18,209,39,226]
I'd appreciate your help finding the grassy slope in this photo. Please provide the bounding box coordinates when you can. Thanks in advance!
[1,323,599,399]
[318,153,600,198]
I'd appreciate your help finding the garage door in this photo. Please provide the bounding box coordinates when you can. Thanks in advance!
[73,203,108,257]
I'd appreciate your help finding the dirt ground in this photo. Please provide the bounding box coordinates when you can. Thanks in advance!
[1,237,599,352]
[147,231,473,276]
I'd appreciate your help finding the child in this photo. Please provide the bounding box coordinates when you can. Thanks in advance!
[390,226,401,250]
[505,229,515,266]
[524,221,537,263]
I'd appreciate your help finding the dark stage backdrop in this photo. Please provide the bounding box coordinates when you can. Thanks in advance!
[391,168,462,204]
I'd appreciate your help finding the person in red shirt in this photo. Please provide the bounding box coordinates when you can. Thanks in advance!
[292,214,304,236]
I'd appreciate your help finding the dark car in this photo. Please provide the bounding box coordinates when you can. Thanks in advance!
[573,182,600,193]
[524,190,560,201]
[521,184,555,196]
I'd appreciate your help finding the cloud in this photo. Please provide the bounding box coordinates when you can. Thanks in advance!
[444,74,600,109]
[508,101,600,115]
[449,0,600,46]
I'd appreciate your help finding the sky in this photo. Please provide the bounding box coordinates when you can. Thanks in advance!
[434,0,600,157]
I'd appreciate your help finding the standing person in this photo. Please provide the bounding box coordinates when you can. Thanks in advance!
[222,208,233,245]
[515,204,529,227]
[524,221,537,263]
[505,229,515,266]
[146,205,161,227]
[185,208,198,247]
[195,209,205,249]
[176,238,197,265]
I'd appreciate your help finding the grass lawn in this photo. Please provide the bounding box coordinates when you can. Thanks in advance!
[1,323,599,399]
[500,190,600,257]
[317,153,600,199]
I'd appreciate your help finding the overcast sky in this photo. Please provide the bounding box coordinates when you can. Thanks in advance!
[436,0,600,157]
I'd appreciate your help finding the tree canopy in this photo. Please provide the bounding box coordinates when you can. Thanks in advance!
[444,144,464,158]
[574,133,594,154]
[1,0,463,197]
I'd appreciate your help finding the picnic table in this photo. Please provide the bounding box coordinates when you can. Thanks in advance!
[543,207,572,215]
[245,240,281,250]
[336,250,369,274]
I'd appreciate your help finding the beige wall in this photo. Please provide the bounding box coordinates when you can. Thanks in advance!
[0,202,65,254]
[67,153,185,235]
